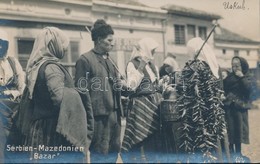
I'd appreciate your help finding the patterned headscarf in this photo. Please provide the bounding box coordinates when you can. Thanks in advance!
[187,37,219,78]
[26,27,69,99]
[130,37,159,61]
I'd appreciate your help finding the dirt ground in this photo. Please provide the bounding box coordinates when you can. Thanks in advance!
[241,99,260,163]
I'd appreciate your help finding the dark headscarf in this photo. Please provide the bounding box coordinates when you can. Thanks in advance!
[232,56,249,74]
[224,56,250,92]
[91,19,114,42]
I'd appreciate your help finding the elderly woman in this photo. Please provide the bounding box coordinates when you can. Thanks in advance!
[14,27,93,163]
[121,37,162,163]
[0,29,25,163]
[223,56,252,157]
[75,19,122,163]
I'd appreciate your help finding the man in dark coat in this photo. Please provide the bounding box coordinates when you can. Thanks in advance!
[223,56,252,156]
[75,19,122,163]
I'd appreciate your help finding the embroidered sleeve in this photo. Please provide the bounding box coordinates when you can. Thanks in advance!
[8,58,25,99]
[126,62,144,90]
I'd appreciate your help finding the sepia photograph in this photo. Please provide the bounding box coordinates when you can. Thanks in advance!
[0,0,259,163]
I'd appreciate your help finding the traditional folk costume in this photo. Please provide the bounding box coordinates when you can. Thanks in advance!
[14,27,93,163]
[0,29,25,163]
[121,38,162,163]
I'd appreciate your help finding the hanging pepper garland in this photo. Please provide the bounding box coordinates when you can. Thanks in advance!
[176,60,226,159]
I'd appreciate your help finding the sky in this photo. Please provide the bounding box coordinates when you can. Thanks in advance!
[138,0,260,41]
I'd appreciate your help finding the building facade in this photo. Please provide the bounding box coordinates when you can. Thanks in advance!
[0,0,259,77]
[214,27,259,69]
[0,0,93,75]
[0,0,167,76]
[91,0,167,75]
[161,4,222,68]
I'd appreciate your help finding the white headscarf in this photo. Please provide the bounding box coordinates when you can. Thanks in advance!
[130,37,159,61]
[26,27,69,99]
[187,37,219,78]
[0,29,9,59]
[163,56,180,71]
[0,29,9,41]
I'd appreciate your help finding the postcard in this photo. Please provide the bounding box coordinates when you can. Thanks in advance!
[0,0,259,163]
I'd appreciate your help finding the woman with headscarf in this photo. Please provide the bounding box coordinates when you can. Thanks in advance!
[186,37,220,78]
[121,37,162,163]
[223,56,252,157]
[0,29,25,163]
[159,54,180,79]
[158,54,182,158]
[14,27,93,163]
[174,37,226,162]
[159,54,180,99]
[75,19,122,163]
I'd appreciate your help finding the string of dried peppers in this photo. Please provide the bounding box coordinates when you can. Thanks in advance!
[176,60,226,160]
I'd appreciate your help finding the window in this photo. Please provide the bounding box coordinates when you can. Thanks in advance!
[234,50,239,56]
[174,25,185,45]
[70,41,80,63]
[199,26,207,40]
[17,38,80,77]
[222,49,226,55]
[61,41,80,76]
[247,50,250,56]
[187,25,196,41]
[17,38,35,70]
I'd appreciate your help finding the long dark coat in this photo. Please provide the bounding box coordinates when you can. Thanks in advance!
[223,57,252,144]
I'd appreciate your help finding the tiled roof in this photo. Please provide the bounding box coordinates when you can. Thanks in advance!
[161,4,222,20]
[214,28,259,44]
[93,0,165,13]
[97,0,148,7]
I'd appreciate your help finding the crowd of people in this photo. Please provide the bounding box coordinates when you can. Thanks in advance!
[0,19,256,163]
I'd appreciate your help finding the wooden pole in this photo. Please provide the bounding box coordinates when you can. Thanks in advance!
[140,146,147,162]
[223,131,231,163]
[193,23,218,61]
[86,150,90,163]
[216,139,223,162]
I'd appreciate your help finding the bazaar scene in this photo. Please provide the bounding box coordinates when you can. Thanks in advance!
[0,0,259,163]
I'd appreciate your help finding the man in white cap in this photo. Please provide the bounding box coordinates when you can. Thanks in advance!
[0,29,25,163]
